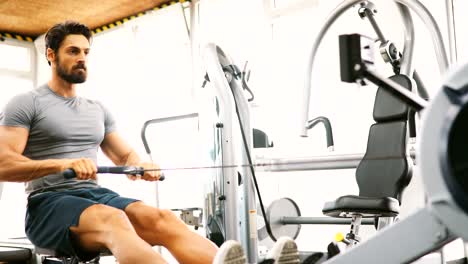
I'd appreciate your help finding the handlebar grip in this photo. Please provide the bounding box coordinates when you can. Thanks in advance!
[97,166,128,174]
[159,172,165,181]
[130,167,165,181]
[63,167,123,179]
[63,169,77,179]
[63,167,165,181]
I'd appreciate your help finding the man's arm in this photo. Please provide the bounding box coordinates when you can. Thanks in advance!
[100,131,161,181]
[0,126,97,182]
[100,131,141,166]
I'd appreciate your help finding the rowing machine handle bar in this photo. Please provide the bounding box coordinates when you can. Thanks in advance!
[63,166,165,181]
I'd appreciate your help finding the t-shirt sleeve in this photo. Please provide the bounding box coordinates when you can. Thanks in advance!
[98,102,117,135]
[0,93,35,130]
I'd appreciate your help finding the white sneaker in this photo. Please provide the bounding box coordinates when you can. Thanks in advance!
[213,240,247,264]
[263,237,300,264]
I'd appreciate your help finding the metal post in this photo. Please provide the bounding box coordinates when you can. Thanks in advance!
[445,0,457,64]
[231,71,258,263]
[347,215,362,247]
[376,217,394,230]
[360,3,386,43]
[204,44,240,242]
[464,241,468,262]
[189,0,201,98]
[281,217,375,225]
[396,3,414,76]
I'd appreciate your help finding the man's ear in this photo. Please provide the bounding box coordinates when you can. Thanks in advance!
[46,48,55,65]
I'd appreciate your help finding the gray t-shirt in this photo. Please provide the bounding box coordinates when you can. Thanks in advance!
[0,84,117,194]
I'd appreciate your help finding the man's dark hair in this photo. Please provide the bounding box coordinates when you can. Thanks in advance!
[44,21,92,65]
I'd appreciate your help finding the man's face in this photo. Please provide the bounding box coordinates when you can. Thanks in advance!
[54,34,90,83]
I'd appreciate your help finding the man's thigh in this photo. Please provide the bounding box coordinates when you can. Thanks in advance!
[26,187,139,259]
[26,191,99,258]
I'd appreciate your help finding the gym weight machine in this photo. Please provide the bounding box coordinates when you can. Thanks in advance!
[317,31,468,264]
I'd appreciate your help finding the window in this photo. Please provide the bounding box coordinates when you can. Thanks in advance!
[0,74,33,239]
[0,43,32,72]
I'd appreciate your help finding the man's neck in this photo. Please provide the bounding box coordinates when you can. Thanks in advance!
[48,76,76,98]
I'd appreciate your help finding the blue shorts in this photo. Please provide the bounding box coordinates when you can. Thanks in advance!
[25,187,139,261]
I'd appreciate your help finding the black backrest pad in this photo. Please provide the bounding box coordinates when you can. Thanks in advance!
[357,122,410,199]
[373,75,412,122]
[253,128,270,148]
[357,74,412,201]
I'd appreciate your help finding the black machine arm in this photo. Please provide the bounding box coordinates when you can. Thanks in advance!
[339,33,427,112]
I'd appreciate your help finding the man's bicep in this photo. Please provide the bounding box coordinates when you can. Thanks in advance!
[0,126,29,154]
[100,132,134,165]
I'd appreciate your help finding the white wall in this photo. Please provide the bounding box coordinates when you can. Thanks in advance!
[0,39,35,239]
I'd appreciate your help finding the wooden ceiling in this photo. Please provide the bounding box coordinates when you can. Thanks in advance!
[0,0,182,38]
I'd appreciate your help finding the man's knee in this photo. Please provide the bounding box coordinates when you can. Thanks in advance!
[155,209,179,222]
[147,209,189,240]
[74,204,134,234]
[127,204,186,234]
[144,208,181,228]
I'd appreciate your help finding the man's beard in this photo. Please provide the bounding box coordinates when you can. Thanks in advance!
[56,57,87,84]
